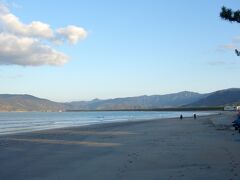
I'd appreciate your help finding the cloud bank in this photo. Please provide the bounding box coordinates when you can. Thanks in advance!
[0,3,87,66]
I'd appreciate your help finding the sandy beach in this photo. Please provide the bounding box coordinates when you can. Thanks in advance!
[0,112,239,180]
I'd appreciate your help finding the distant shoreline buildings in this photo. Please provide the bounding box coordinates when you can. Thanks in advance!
[224,105,240,111]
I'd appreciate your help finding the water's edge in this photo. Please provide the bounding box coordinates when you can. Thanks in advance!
[0,111,219,136]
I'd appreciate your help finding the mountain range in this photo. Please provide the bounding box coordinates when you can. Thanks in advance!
[65,91,206,110]
[0,88,240,111]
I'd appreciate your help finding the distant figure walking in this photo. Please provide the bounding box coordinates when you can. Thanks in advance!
[194,114,197,119]
[180,114,183,120]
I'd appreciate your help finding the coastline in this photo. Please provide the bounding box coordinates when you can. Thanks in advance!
[0,112,239,180]
[0,111,219,136]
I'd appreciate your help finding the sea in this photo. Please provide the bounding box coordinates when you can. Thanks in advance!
[0,111,216,135]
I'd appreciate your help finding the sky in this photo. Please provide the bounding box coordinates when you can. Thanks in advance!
[0,0,240,102]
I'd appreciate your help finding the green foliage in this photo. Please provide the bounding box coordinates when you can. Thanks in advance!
[220,6,240,23]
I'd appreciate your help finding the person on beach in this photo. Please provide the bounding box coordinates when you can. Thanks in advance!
[194,114,197,119]
[180,114,183,120]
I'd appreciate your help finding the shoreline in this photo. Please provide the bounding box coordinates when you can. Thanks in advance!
[0,112,239,180]
[0,106,224,112]
[0,111,220,137]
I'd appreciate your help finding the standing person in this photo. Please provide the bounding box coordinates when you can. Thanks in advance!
[194,114,197,119]
[180,114,183,120]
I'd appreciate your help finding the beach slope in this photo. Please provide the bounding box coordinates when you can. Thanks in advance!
[0,112,239,180]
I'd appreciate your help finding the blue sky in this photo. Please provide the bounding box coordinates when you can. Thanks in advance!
[0,0,240,102]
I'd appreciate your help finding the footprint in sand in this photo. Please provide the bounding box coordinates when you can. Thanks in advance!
[117,152,140,178]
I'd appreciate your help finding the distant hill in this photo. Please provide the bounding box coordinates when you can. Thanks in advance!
[65,91,206,110]
[0,88,240,112]
[0,94,64,112]
[187,88,240,107]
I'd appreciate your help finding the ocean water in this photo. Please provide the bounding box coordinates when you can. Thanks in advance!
[0,111,215,135]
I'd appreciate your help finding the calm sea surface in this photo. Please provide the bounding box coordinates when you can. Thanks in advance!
[0,111,215,135]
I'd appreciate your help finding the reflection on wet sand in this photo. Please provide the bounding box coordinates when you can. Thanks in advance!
[33,130,137,136]
[3,138,121,147]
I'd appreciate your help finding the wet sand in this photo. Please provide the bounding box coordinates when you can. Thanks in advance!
[0,112,239,180]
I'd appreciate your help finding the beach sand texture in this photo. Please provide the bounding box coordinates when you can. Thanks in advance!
[0,112,239,180]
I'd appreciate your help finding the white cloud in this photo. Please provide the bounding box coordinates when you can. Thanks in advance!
[0,3,9,14]
[0,3,87,66]
[0,3,54,39]
[0,13,54,39]
[57,25,87,44]
[0,33,68,66]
